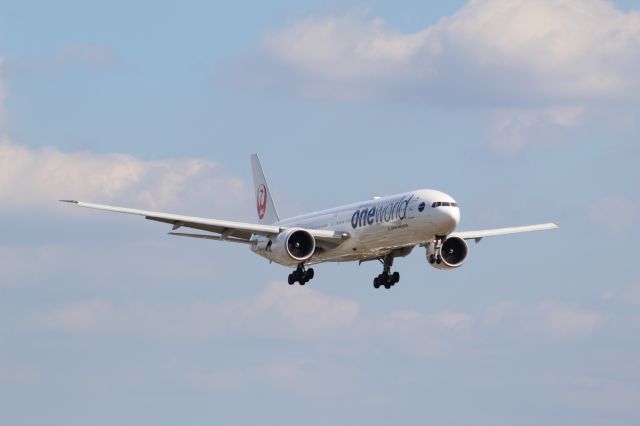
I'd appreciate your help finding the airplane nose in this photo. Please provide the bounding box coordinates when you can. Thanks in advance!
[439,206,460,234]
[446,207,460,229]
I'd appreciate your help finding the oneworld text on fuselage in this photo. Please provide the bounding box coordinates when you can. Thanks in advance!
[351,195,413,229]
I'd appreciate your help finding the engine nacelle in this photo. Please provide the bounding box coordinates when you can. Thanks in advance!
[268,228,316,265]
[426,236,469,270]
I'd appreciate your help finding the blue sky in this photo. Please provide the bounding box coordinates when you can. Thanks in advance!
[1,1,639,425]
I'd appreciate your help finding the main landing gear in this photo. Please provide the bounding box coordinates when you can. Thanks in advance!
[373,254,400,289]
[288,263,314,286]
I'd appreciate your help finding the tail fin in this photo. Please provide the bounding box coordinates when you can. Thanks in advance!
[250,154,280,224]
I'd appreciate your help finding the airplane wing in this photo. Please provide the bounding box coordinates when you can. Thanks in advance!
[450,223,558,242]
[60,200,349,245]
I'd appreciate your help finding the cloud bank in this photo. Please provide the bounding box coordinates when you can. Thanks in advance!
[0,141,247,214]
[41,284,601,346]
[484,300,601,338]
[257,0,640,105]
[42,283,360,341]
[0,66,246,215]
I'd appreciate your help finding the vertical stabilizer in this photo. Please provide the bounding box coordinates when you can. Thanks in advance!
[250,154,280,224]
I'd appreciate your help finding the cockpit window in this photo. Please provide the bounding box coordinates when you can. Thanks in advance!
[432,201,459,208]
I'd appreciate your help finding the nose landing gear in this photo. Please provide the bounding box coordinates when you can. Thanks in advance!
[288,263,314,286]
[428,236,445,264]
[373,254,400,289]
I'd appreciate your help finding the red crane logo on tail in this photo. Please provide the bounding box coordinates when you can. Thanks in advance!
[257,184,267,220]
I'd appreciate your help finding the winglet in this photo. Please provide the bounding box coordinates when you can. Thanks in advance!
[59,200,79,204]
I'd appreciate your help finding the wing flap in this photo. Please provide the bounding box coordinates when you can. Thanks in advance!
[168,232,251,244]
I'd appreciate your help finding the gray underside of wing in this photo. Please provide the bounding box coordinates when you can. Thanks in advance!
[168,232,252,244]
[451,223,558,241]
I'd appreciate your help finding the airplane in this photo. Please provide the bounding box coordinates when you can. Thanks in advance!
[61,154,558,289]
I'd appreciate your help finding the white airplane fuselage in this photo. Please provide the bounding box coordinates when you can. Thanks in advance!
[251,189,460,266]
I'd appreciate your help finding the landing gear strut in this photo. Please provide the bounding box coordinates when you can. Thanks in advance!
[288,263,314,286]
[373,254,400,289]
[428,236,445,265]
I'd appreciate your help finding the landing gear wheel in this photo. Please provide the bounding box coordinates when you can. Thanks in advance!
[373,254,401,289]
[429,255,436,264]
[373,277,380,289]
[288,263,314,286]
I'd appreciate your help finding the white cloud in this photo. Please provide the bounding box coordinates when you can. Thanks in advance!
[620,282,640,305]
[42,283,360,340]
[379,308,474,355]
[561,378,640,416]
[0,362,39,386]
[484,300,601,338]
[488,106,584,155]
[45,299,113,333]
[258,0,640,105]
[189,367,248,391]
[41,285,478,357]
[258,358,360,396]
[0,239,235,290]
[245,0,640,154]
[250,283,361,337]
[434,310,474,329]
[529,301,601,338]
[41,286,607,355]
[483,300,518,325]
[588,195,637,233]
[189,358,361,396]
[0,141,247,214]
[0,71,246,215]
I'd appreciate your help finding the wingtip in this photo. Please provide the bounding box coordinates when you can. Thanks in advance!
[59,199,79,204]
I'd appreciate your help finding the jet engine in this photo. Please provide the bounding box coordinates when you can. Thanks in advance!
[426,236,469,270]
[268,228,316,265]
